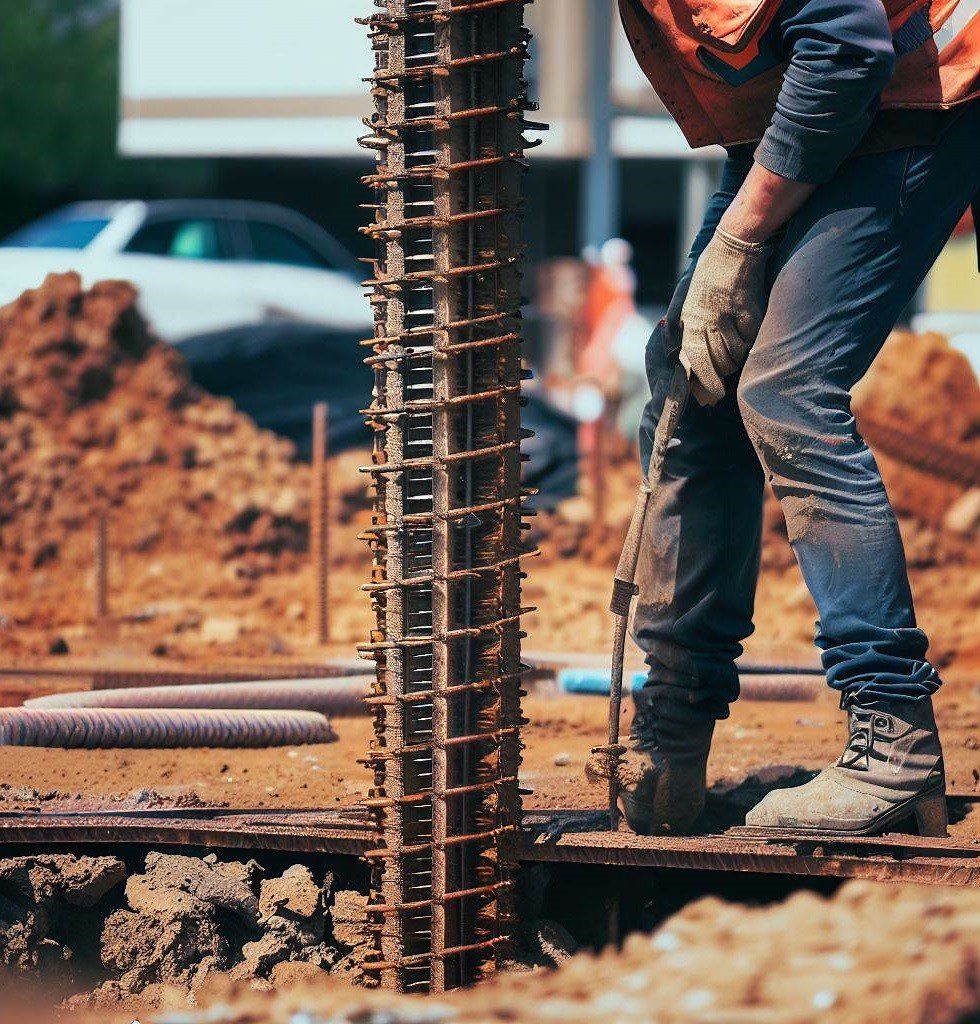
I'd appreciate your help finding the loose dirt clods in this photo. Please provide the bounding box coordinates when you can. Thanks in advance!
[59,881,980,1024]
[24,851,358,1011]
[0,855,125,988]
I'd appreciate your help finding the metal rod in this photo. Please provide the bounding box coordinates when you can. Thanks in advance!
[311,401,330,644]
[94,511,108,623]
[590,403,608,540]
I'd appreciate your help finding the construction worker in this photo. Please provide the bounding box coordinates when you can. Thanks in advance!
[614,0,979,836]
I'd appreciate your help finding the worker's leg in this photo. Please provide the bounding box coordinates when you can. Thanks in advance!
[737,104,980,705]
[632,317,765,735]
[740,104,980,834]
[609,317,764,834]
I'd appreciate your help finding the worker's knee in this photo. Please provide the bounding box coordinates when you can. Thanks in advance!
[735,359,809,472]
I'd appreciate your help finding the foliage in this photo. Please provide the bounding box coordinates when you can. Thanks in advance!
[0,1,212,237]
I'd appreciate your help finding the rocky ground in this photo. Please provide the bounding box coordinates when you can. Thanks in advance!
[0,851,578,1020]
[5,875,976,1024]
[0,850,374,1008]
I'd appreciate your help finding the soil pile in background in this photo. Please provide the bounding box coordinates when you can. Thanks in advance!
[545,330,979,567]
[764,330,978,574]
[0,279,976,670]
[0,273,370,660]
[527,331,979,666]
[0,273,308,571]
[852,330,980,530]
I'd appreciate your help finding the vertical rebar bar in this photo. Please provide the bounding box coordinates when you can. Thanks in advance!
[311,401,330,645]
[590,404,608,539]
[94,512,108,623]
[358,0,536,993]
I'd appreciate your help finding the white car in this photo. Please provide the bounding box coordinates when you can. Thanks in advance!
[0,199,372,341]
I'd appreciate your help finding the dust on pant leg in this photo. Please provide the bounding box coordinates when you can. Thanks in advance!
[735,350,939,703]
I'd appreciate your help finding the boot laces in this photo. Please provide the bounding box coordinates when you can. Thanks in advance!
[840,708,893,771]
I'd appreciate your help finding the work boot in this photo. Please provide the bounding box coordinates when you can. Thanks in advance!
[588,693,714,835]
[744,696,946,837]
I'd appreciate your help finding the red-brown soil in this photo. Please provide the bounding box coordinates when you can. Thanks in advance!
[38,880,980,1024]
[0,277,976,823]
[0,273,369,668]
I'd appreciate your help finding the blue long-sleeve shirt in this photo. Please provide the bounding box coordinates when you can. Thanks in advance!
[754,0,897,185]
[685,0,956,261]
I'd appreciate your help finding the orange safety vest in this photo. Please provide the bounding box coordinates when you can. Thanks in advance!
[619,0,980,149]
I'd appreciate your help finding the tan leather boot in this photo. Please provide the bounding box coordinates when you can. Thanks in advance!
[588,698,714,835]
[744,697,946,837]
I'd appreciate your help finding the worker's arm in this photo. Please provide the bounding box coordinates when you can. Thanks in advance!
[680,0,897,403]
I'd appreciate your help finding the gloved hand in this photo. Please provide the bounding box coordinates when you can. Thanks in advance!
[679,227,773,406]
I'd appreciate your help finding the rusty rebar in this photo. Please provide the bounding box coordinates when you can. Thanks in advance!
[590,404,608,539]
[94,511,108,623]
[359,0,533,993]
[311,401,330,644]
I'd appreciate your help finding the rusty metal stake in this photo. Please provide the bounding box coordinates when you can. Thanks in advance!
[311,401,330,645]
[590,404,608,540]
[94,512,108,624]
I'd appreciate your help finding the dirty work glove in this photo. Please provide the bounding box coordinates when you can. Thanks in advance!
[680,228,773,406]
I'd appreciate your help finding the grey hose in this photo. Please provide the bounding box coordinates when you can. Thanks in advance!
[25,677,372,717]
[0,708,336,749]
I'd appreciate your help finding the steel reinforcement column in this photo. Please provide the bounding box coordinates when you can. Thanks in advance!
[358,0,535,994]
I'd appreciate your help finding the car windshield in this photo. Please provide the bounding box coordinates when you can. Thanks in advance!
[1,216,110,250]
[125,218,227,260]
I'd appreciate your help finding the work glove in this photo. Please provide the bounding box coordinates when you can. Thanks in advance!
[679,228,773,406]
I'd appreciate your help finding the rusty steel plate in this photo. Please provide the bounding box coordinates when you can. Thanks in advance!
[0,808,374,856]
[0,806,975,886]
[520,810,980,886]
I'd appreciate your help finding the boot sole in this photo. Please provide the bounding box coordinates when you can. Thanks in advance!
[734,786,949,840]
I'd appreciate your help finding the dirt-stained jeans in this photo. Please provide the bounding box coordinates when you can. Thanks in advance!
[633,101,980,729]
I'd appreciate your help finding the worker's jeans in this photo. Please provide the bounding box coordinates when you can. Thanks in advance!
[633,102,980,729]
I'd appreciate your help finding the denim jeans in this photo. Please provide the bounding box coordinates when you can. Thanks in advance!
[633,101,980,726]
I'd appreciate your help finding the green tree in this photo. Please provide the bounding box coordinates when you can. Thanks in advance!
[0,1,212,236]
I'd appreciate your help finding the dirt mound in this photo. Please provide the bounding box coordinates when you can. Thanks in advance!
[0,273,376,660]
[0,273,308,578]
[852,331,980,530]
[853,330,978,450]
[764,331,979,570]
[64,880,979,1024]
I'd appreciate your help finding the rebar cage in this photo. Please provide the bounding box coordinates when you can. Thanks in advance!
[358,0,535,993]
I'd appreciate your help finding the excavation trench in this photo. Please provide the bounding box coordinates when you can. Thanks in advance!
[0,840,860,1016]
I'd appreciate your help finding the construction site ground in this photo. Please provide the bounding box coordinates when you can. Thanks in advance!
[1,276,978,1019]
[2,686,978,834]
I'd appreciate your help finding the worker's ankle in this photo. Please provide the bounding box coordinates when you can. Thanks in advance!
[630,695,714,756]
